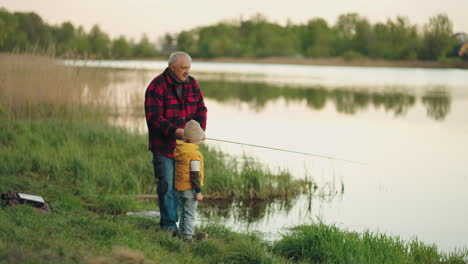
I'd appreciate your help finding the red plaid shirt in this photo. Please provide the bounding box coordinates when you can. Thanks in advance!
[145,68,207,157]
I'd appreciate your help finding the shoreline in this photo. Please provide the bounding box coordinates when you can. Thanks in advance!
[196,56,468,69]
[5,52,467,69]
[126,54,468,69]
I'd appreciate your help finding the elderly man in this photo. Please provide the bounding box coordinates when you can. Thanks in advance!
[144,52,207,231]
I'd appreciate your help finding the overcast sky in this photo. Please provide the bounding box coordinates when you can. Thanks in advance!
[1,0,467,41]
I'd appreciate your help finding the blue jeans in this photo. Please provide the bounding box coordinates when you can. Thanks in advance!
[152,154,178,230]
[179,189,198,239]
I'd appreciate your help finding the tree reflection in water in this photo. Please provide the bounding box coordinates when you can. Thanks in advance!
[422,88,451,121]
[198,181,343,224]
[200,80,451,121]
[198,199,294,224]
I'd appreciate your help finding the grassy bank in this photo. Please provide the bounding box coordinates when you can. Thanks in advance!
[273,222,467,264]
[1,120,467,263]
[1,200,466,264]
[0,205,285,264]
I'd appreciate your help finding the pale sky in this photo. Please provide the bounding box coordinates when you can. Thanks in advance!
[1,0,467,41]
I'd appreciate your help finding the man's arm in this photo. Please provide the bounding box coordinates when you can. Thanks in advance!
[193,80,208,131]
[145,81,178,137]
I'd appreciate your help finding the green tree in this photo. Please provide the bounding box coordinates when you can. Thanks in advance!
[75,26,90,58]
[177,30,198,56]
[300,18,334,57]
[368,16,419,60]
[15,11,53,51]
[12,12,53,51]
[111,35,132,58]
[197,22,241,57]
[238,14,298,58]
[52,22,76,56]
[420,13,457,60]
[159,33,176,56]
[88,25,110,58]
[334,13,371,57]
[133,34,159,57]
[0,8,19,50]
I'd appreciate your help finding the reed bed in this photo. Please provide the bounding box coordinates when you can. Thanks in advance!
[201,145,309,201]
[0,53,112,122]
[272,221,468,264]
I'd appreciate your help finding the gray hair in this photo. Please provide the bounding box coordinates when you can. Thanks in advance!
[168,52,192,66]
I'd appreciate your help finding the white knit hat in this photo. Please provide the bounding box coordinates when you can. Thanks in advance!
[184,120,205,144]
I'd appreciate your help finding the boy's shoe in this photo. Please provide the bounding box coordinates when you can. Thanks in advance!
[195,232,208,241]
[171,229,180,238]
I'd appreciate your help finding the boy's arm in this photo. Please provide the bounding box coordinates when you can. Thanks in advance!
[190,160,202,194]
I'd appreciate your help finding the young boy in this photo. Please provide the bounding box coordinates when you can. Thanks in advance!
[174,120,205,242]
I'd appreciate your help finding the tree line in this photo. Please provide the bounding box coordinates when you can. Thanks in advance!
[0,8,159,59]
[175,13,463,61]
[0,8,464,61]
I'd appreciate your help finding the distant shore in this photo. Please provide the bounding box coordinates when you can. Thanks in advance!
[195,57,468,69]
[132,56,468,69]
[5,52,467,69]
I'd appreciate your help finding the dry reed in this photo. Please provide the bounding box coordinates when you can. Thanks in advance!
[0,53,110,121]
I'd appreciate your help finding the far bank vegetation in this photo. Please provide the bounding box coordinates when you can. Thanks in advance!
[1,8,467,62]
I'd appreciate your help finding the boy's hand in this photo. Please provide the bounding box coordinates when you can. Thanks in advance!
[175,128,184,139]
[196,192,203,201]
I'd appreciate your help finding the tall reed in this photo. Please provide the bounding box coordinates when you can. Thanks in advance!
[201,144,309,200]
[0,53,109,122]
[272,221,468,263]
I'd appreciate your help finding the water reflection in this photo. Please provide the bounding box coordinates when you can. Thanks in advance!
[35,66,452,123]
[199,199,294,224]
[422,88,451,121]
[200,80,451,120]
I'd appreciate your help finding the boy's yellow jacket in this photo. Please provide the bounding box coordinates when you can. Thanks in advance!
[174,140,204,191]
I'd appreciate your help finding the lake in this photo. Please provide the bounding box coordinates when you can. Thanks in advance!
[67,59,468,252]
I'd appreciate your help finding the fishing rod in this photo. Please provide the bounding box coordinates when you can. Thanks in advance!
[205,138,363,164]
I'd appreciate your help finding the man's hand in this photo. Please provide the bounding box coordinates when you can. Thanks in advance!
[175,128,184,139]
[196,192,203,201]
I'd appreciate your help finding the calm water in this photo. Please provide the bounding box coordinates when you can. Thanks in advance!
[68,60,468,252]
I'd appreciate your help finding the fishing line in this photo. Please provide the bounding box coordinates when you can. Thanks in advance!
[205,138,363,165]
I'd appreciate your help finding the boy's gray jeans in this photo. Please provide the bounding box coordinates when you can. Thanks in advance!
[178,189,199,239]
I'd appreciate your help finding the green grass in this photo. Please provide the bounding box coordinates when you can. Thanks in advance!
[202,146,308,200]
[1,120,467,263]
[272,221,468,264]
[0,119,306,202]
[0,120,153,198]
[1,205,466,264]
[0,204,287,264]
